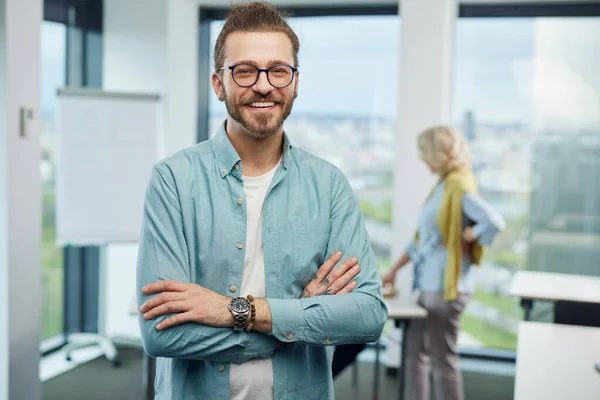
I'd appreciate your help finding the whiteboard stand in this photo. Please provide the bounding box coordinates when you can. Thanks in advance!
[63,332,120,366]
[55,87,162,368]
[63,245,121,367]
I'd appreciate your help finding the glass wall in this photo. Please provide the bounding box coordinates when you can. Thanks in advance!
[453,16,600,351]
[41,20,67,341]
[208,15,399,273]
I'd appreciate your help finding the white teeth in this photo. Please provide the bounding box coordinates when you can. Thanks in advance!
[249,102,275,108]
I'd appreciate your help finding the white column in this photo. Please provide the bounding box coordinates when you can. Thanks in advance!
[103,0,199,156]
[387,0,457,368]
[101,0,199,339]
[0,0,43,399]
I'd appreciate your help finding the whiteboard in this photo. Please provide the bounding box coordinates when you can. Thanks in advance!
[56,88,162,245]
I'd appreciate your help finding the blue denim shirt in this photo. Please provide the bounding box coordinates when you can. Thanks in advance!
[136,122,387,400]
[406,182,506,294]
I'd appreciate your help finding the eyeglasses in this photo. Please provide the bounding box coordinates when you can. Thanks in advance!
[218,63,298,88]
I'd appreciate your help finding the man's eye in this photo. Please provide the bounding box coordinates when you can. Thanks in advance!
[271,68,289,75]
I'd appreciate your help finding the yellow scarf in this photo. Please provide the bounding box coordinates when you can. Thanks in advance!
[415,169,484,301]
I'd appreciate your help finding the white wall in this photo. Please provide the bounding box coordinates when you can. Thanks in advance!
[0,0,43,399]
[102,0,199,340]
[386,0,457,368]
[394,0,457,293]
[165,0,201,154]
[103,244,140,339]
[103,0,198,157]
[103,0,166,93]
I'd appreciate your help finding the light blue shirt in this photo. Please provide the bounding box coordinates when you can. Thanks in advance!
[136,122,387,400]
[406,181,506,294]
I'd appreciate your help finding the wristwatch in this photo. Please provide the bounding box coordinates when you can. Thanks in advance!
[228,297,251,331]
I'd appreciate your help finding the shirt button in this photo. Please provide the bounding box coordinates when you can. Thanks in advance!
[218,365,225,372]
[237,198,244,205]
[286,333,293,340]
[233,164,240,171]
[236,242,244,249]
[230,285,237,293]
[221,168,228,175]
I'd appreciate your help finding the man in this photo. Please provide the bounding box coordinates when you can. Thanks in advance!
[136,2,387,399]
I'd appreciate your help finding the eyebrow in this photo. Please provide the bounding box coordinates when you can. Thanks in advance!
[231,60,294,67]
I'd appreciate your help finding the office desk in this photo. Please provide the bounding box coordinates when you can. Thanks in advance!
[372,294,428,400]
[509,270,600,320]
[514,321,600,400]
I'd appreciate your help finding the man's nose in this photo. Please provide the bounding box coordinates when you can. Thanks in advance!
[252,70,273,95]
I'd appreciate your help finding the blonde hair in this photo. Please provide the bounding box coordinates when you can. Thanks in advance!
[417,125,471,175]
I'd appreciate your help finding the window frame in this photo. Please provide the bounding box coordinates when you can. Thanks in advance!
[197,0,600,363]
[459,2,600,18]
[453,0,600,360]
[41,0,103,356]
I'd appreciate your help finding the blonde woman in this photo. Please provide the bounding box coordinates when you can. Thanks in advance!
[382,125,505,400]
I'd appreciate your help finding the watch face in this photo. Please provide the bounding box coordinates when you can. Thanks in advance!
[230,297,250,313]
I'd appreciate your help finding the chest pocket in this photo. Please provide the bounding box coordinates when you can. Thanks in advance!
[290,218,331,288]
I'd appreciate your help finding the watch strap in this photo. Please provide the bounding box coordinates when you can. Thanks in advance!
[233,312,247,331]
[230,297,250,331]
[245,295,256,331]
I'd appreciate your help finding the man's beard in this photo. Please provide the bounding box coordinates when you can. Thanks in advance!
[224,89,295,139]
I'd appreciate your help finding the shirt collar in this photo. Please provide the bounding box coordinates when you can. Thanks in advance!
[213,120,293,178]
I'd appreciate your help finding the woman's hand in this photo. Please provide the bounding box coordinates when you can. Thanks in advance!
[382,268,398,289]
[462,226,477,243]
[382,252,411,289]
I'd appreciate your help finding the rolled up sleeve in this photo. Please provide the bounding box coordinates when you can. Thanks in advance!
[267,166,388,346]
[463,193,506,246]
[405,239,424,265]
[137,163,276,363]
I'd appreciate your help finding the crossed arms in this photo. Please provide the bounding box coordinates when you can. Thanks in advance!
[136,164,388,363]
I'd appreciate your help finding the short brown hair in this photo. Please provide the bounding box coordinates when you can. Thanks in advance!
[213,1,300,70]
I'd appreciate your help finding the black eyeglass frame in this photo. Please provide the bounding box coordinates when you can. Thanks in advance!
[217,63,299,88]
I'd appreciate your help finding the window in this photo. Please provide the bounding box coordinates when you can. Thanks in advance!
[41,20,67,342]
[40,0,103,352]
[453,16,600,351]
[208,15,399,273]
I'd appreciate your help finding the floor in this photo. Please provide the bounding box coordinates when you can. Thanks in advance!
[42,346,515,400]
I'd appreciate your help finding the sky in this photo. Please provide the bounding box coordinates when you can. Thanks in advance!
[208,16,538,124]
[41,15,599,128]
[41,22,66,121]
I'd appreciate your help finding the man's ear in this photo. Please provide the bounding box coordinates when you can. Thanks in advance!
[293,75,299,99]
[212,72,225,101]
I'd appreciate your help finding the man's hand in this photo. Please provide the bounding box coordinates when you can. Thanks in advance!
[301,251,360,298]
[139,281,233,331]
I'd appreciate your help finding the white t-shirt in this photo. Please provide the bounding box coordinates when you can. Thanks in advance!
[230,161,280,400]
